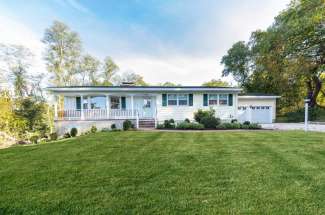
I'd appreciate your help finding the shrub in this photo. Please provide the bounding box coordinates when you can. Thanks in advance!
[184,118,191,123]
[63,132,71,138]
[30,135,39,144]
[111,124,116,130]
[231,119,238,123]
[156,124,165,129]
[200,116,221,129]
[248,123,262,129]
[49,132,58,141]
[284,107,323,122]
[123,120,133,131]
[70,127,78,137]
[176,122,204,130]
[163,119,175,129]
[90,125,97,133]
[194,108,215,123]
[101,128,110,132]
[240,124,250,129]
[217,123,241,129]
[243,121,251,125]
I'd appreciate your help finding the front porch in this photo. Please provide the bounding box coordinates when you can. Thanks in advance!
[54,94,157,127]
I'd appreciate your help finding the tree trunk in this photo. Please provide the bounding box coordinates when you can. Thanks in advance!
[306,76,322,107]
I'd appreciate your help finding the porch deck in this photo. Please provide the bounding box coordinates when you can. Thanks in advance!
[56,109,144,121]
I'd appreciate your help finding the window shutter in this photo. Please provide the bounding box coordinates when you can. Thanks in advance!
[76,97,81,110]
[203,94,208,106]
[121,97,126,109]
[189,94,193,106]
[162,94,167,106]
[228,94,233,106]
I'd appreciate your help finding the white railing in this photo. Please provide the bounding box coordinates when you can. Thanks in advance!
[57,109,138,120]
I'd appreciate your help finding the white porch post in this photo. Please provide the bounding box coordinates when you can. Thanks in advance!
[106,94,110,119]
[54,95,58,120]
[131,95,134,118]
[81,95,84,120]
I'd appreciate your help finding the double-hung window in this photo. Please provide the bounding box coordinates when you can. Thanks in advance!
[219,94,228,105]
[110,96,120,109]
[167,94,178,106]
[208,94,218,105]
[178,94,188,106]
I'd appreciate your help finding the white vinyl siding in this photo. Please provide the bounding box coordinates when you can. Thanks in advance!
[157,93,237,122]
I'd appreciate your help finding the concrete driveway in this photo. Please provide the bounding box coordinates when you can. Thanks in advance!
[261,123,325,132]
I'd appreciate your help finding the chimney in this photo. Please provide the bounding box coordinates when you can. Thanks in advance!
[121,82,135,86]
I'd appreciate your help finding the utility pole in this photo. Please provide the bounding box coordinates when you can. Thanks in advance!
[304,99,310,132]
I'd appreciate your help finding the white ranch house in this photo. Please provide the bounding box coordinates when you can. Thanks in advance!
[47,86,279,134]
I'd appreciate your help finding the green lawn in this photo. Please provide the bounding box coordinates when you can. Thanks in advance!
[1,131,325,214]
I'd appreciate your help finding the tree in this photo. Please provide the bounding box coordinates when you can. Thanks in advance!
[42,21,82,86]
[112,71,148,86]
[14,97,48,133]
[159,82,181,86]
[221,41,251,87]
[221,0,325,111]
[0,44,33,97]
[102,57,119,86]
[78,54,100,85]
[202,79,230,87]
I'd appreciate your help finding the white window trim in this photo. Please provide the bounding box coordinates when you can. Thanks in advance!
[110,96,122,110]
[208,94,219,106]
[218,94,229,106]
[167,94,189,106]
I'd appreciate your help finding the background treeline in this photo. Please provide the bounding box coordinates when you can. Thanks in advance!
[221,0,325,117]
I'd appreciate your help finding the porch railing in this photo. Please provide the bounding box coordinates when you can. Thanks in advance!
[57,109,138,120]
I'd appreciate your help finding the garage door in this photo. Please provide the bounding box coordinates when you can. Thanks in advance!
[238,106,272,124]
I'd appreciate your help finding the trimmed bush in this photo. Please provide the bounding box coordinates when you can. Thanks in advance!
[70,127,78,137]
[248,123,262,129]
[217,123,241,129]
[30,135,39,144]
[111,124,116,130]
[243,121,251,125]
[123,120,133,131]
[90,125,97,133]
[63,132,71,138]
[163,119,175,129]
[49,132,58,141]
[231,119,238,123]
[176,122,204,130]
[194,109,215,124]
[184,118,191,123]
[200,116,221,129]
[156,124,165,129]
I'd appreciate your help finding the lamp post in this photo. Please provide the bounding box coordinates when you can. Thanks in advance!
[304,99,310,132]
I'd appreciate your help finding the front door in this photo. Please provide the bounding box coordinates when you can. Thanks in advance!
[142,98,153,118]
[135,96,155,118]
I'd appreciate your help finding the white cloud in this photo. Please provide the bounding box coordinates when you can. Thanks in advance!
[115,56,234,86]
[54,0,94,16]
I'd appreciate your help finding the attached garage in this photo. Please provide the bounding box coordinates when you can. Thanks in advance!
[238,95,280,124]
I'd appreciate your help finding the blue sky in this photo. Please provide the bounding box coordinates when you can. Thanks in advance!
[0,0,290,85]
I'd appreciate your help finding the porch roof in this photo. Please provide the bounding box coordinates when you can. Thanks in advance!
[47,85,242,94]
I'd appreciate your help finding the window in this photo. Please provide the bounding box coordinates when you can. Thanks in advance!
[144,99,151,108]
[209,94,218,105]
[168,94,177,106]
[83,96,89,109]
[90,96,106,109]
[110,96,120,109]
[178,94,188,106]
[219,94,228,105]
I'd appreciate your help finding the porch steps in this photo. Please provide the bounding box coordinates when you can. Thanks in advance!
[138,119,155,129]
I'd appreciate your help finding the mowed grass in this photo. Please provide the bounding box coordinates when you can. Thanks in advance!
[1,131,325,214]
